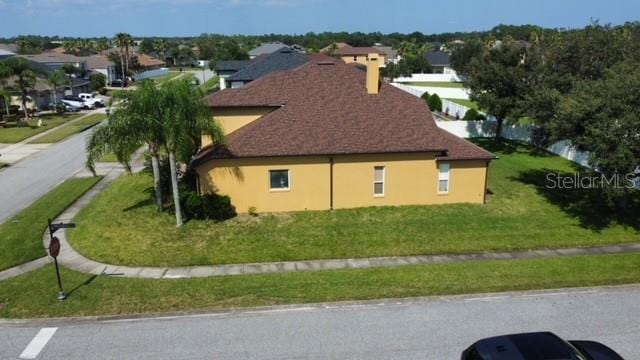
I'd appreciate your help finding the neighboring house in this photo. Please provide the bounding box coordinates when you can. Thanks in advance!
[84,54,117,86]
[335,45,387,67]
[319,42,349,54]
[18,52,86,74]
[290,44,307,54]
[214,60,253,89]
[135,53,165,70]
[373,45,400,64]
[193,56,494,213]
[0,49,15,60]
[424,50,456,74]
[224,47,310,89]
[7,76,90,111]
[248,42,289,59]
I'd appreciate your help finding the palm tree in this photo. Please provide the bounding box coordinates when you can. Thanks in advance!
[114,33,133,88]
[154,39,169,60]
[160,79,224,226]
[86,81,166,210]
[96,38,110,55]
[47,70,69,108]
[2,57,37,123]
[0,62,11,115]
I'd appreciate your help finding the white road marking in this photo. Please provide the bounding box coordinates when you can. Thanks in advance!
[19,327,57,359]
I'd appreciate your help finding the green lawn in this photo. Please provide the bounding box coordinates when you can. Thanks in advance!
[149,71,182,85]
[1,253,639,318]
[29,114,107,144]
[446,98,482,111]
[405,81,464,88]
[200,75,219,94]
[68,140,640,267]
[0,177,102,271]
[0,113,82,143]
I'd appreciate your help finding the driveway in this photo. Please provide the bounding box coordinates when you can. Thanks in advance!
[1,286,638,359]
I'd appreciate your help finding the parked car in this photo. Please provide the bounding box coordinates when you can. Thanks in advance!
[48,102,81,113]
[461,332,624,360]
[61,95,90,110]
[78,93,105,108]
[109,79,128,88]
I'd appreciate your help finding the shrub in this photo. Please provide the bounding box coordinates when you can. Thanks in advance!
[427,93,443,112]
[248,206,258,216]
[89,73,107,92]
[181,190,236,221]
[420,91,430,103]
[463,108,486,120]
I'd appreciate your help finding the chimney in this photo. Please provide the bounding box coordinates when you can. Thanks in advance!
[366,53,380,95]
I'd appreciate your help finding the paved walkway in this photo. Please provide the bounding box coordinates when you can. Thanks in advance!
[34,169,640,279]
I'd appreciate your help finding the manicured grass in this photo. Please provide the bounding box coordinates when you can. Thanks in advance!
[200,75,219,94]
[29,114,107,144]
[68,140,640,267]
[446,98,482,112]
[148,71,182,86]
[0,113,82,143]
[0,177,102,271]
[0,253,639,318]
[98,152,119,162]
[405,81,464,88]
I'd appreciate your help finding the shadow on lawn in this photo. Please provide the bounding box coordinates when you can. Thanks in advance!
[66,274,98,298]
[512,168,640,231]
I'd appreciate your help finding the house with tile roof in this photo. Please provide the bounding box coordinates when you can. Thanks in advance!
[193,55,494,213]
[335,45,387,67]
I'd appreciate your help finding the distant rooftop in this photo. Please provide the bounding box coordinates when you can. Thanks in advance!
[248,42,289,57]
[227,47,309,82]
[335,45,386,56]
[424,50,451,66]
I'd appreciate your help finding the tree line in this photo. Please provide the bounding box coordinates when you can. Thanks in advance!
[453,21,640,210]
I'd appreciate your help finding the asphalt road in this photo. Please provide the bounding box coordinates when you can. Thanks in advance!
[0,127,91,224]
[1,286,638,359]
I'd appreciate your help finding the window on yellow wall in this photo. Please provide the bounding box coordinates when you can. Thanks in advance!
[269,170,290,191]
[353,56,357,61]
[374,166,385,197]
[438,163,450,194]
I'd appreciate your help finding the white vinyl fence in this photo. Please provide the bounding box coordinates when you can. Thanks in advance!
[394,73,466,83]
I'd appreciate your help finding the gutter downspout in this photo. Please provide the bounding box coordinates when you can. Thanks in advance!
[483,160,490,204]
[329,156,334,210]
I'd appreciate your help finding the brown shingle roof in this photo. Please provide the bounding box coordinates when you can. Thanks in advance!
[135,53,165,68]
[196,61,493,163]
[335,46,386,56]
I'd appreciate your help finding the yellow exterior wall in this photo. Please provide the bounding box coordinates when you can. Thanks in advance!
[202,107,275,146]
[332,154,487,208]
[197,153,489,213]
[341,54,386,67]
[197,157,331,213]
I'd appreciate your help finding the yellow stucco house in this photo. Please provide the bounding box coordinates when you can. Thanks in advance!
[193,55,494,213]
[334,45,387,67]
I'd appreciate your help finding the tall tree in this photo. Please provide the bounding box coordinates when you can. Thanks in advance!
[450,38,485,76]
[47,69,69,107]
[465,39,538,138]
[160,79,224,226]
[0,62,11,115]
[114,33,133,88]
[2,57,37,123]
[87,81,166,210]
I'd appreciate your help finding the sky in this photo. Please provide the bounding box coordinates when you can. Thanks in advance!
[0,0,638,37]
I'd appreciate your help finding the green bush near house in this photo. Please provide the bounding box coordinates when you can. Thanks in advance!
[427,93,442,112]
[463,108,486,120]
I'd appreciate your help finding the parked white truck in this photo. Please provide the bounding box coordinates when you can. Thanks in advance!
[78,93,106,108]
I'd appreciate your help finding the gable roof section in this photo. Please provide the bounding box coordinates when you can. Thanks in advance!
[197,60,493,163]
[424,51,451,66]
[373,46,398,59]
[227,48,310,82]
[215,60,252,72]
[248,42,289,57]
[83,54,114,70]
[335,46,386,56]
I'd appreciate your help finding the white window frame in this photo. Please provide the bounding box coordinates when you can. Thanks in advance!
[373,166,385,197]
[269,169,290,192]
[438,162,450,194]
